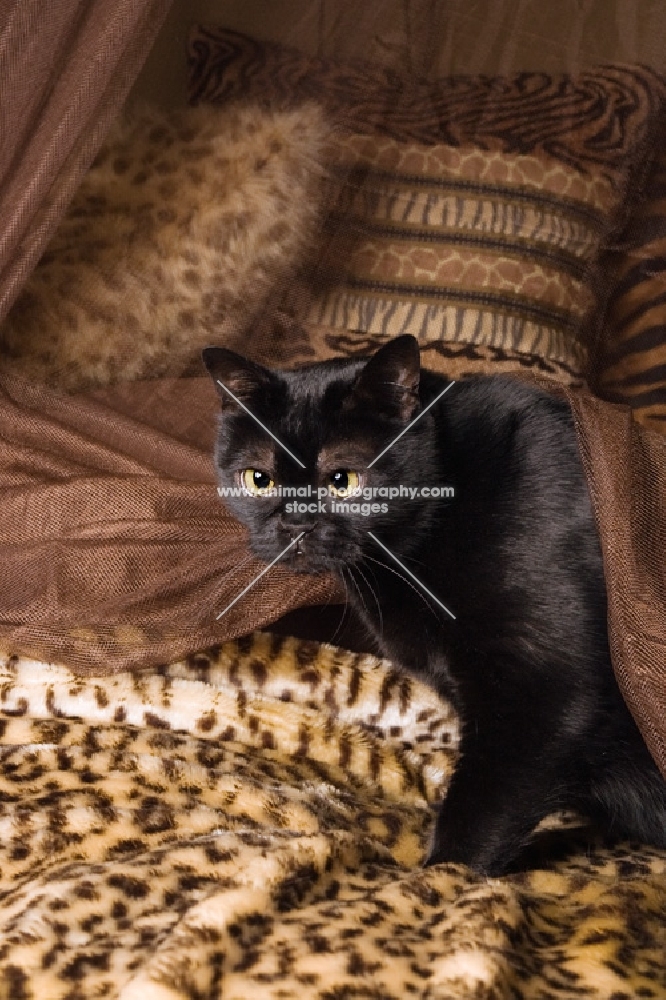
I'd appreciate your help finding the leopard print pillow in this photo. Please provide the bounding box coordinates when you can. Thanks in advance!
[0,102,329,391]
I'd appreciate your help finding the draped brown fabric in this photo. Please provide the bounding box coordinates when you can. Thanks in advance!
[0,369,342,673]
[505,377,666,780]
[0,0,174,325]
[566,390,666,778]
[0,0,341,672]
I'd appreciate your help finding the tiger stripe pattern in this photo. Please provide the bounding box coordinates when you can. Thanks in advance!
[596,152,666,432]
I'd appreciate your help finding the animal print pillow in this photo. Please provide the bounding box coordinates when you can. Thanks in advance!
[189,27,666,385]
[0,101,330,391]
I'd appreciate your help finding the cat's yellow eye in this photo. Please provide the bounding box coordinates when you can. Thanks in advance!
[241,468,275,495]
[328,469,360,498]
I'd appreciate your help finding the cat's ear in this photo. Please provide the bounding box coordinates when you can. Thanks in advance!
[202,347,271,408]
[351,335,420,421]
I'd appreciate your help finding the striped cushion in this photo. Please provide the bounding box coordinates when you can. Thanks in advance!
[189,28,666,381]
[595,152,666,432]
[306,134,611,374]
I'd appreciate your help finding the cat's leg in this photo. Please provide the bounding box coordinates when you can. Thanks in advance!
[424,695,579,876]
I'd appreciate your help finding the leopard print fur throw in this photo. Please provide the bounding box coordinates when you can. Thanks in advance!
[0,633,665,998]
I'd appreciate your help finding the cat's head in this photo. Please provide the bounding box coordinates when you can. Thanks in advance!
[202,335,440,575]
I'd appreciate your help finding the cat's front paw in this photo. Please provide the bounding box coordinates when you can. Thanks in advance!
[424,803,519,877]
[423,819,476,871]
[422,842,447,868]
[423,834,478,872]
[423,839,497,876]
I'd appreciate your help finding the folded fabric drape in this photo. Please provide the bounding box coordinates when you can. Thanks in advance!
[0,0,173,324]
[0,371,343,673]
[0,1,345,675]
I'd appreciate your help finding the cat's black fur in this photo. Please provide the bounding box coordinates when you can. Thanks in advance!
[203,334,666,876]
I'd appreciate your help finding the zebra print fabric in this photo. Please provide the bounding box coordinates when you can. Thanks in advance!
[188,28,665,184]
[189,27,666,386]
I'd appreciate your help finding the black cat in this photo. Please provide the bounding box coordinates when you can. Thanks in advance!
[203,334,666,876]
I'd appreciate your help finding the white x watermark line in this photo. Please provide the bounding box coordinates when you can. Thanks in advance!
[367,531,456,620]
[216,533,305,620]
[366,381,455,468]
[216,379,305,469]
[213,372,458,623]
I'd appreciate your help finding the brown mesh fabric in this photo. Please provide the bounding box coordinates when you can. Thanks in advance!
[0,0,175,325]
[565,389,666,778]
[0,371,342,674]
[503,371,666,780]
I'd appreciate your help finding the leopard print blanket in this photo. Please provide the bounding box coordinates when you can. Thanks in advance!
[1,633,665,998]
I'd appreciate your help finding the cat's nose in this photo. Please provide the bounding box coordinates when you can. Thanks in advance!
[278,517,316,539]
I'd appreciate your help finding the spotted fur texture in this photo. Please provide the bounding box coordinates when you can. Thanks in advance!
[0,103,329,390]
[0,634,665,998]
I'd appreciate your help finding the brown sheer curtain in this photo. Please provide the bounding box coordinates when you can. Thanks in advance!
[0,0,174,325]
[0,0,344,674]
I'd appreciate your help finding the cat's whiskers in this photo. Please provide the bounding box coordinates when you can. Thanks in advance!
[328,567,352,646]
[363,553,442,621]
[351,562,384,639]
[344,564,370,620]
